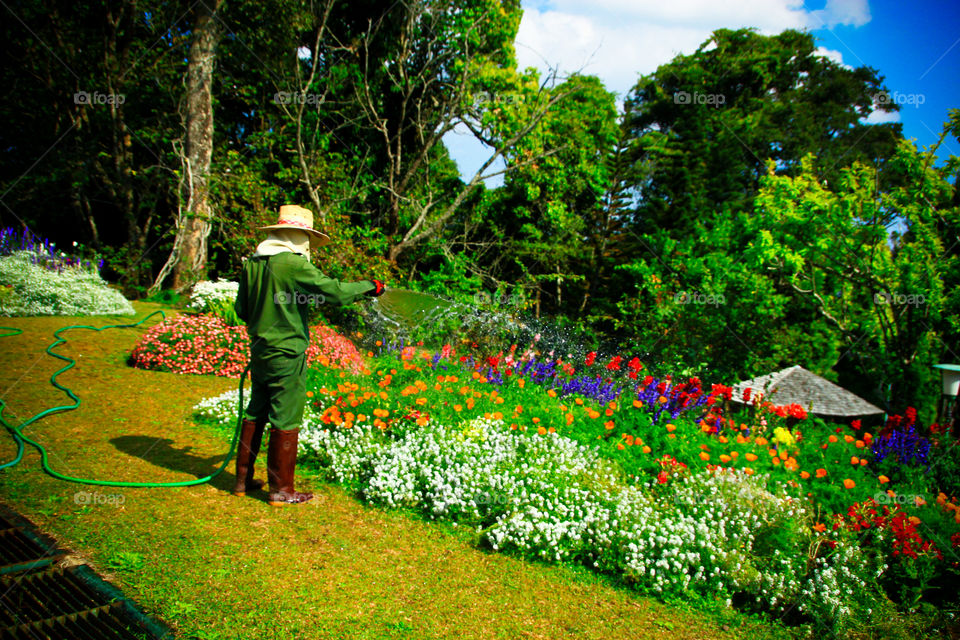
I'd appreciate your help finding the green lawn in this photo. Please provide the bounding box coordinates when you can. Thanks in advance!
[0,302,797,640]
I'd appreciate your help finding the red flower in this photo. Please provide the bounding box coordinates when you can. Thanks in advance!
[585,351,597,366]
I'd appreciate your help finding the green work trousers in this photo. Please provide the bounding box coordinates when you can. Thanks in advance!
[244,352,307,431]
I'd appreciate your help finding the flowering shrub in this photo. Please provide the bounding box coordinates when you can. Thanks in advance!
[130,313,250,377]
[188,278,242,326]
[188,278,239,312]
[131,313,366,377]
[0,250,133,317]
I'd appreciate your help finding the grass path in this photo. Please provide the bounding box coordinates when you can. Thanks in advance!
[0,303,795,640]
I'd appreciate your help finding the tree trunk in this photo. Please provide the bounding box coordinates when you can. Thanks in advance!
[170,0,223,291]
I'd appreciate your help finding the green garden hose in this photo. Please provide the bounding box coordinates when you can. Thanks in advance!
[0,312,246,487]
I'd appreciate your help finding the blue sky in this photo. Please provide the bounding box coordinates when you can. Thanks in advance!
[444,0,960,183]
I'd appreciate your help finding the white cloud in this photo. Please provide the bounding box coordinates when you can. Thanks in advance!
[514,0,873,98]
[809,0,871,29]
[814,46,852,69]
[863,108,900,125]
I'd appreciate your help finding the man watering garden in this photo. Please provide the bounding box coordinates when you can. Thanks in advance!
[233,204,385,506]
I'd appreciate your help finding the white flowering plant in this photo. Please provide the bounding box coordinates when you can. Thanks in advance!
[188,278,239,312]
[0,250,134,317]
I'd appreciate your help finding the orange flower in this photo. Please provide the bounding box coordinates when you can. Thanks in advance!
[744,467,755,475]
[800,470,811,479]
[306,391,314,398]
[771,456,781,466]
[745,453,758,462]
[453,404,463,412]
[699,451,710,462]
[843,479,855,489]
[878,475,889,484]
[816,468,827,478]
[843,434,854,443]
[532,417,540,424]
[642,445,651,453]
[565,413,575,426]
[633,400,644,409]
[718,436,728,444]
[855,440,865,449]
[537,426,547,435]
[719,454,732,463]
[730,451,739,459]
[828,435,838,443]
[547,389,557,398]
[665,424,676,432]
[604,420,615,430]
[850,456,859,465]
[518,379,526,389]
[605,408,614,417]
[617,443,625,450]
[755,437,769,446]
[812,522,826,533]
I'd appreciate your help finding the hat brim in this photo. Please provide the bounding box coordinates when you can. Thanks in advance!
[258,224,331,248]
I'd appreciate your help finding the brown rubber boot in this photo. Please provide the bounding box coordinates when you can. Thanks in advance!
[266,427,313,506]
[232,418,266,496]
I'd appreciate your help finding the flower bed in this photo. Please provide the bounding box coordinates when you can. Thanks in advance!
[131,313,366,377]
[0,228,132,317]
[193,341,960,637]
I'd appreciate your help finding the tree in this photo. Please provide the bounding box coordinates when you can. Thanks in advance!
[154,0,225,292]
[746,138,957,416]
[623,28,902,237]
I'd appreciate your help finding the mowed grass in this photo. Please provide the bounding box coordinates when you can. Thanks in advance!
[0,302,798,640]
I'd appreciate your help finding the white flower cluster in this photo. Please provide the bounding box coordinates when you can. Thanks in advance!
[192,391,881,633]
[193,388,248,428]
[797,540,876,634]
[0,250,134,317]
[188,278,239,312]
[588,470,809,600]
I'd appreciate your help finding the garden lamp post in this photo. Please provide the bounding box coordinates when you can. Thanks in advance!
[932,364,960,436]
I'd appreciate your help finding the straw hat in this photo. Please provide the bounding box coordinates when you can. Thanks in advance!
[259,204,331,248]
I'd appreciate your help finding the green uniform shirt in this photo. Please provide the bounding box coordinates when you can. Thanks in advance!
[234,251,374,358]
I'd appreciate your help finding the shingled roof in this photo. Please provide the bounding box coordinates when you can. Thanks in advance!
[731,365,884,417]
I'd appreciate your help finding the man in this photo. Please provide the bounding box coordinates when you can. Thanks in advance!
[233,204,384,506]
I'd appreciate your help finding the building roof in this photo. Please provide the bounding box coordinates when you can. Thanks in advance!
[731,365,884,417]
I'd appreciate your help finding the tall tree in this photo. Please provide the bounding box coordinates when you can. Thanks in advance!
[155,0,225,291]
[623,28,902,237]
